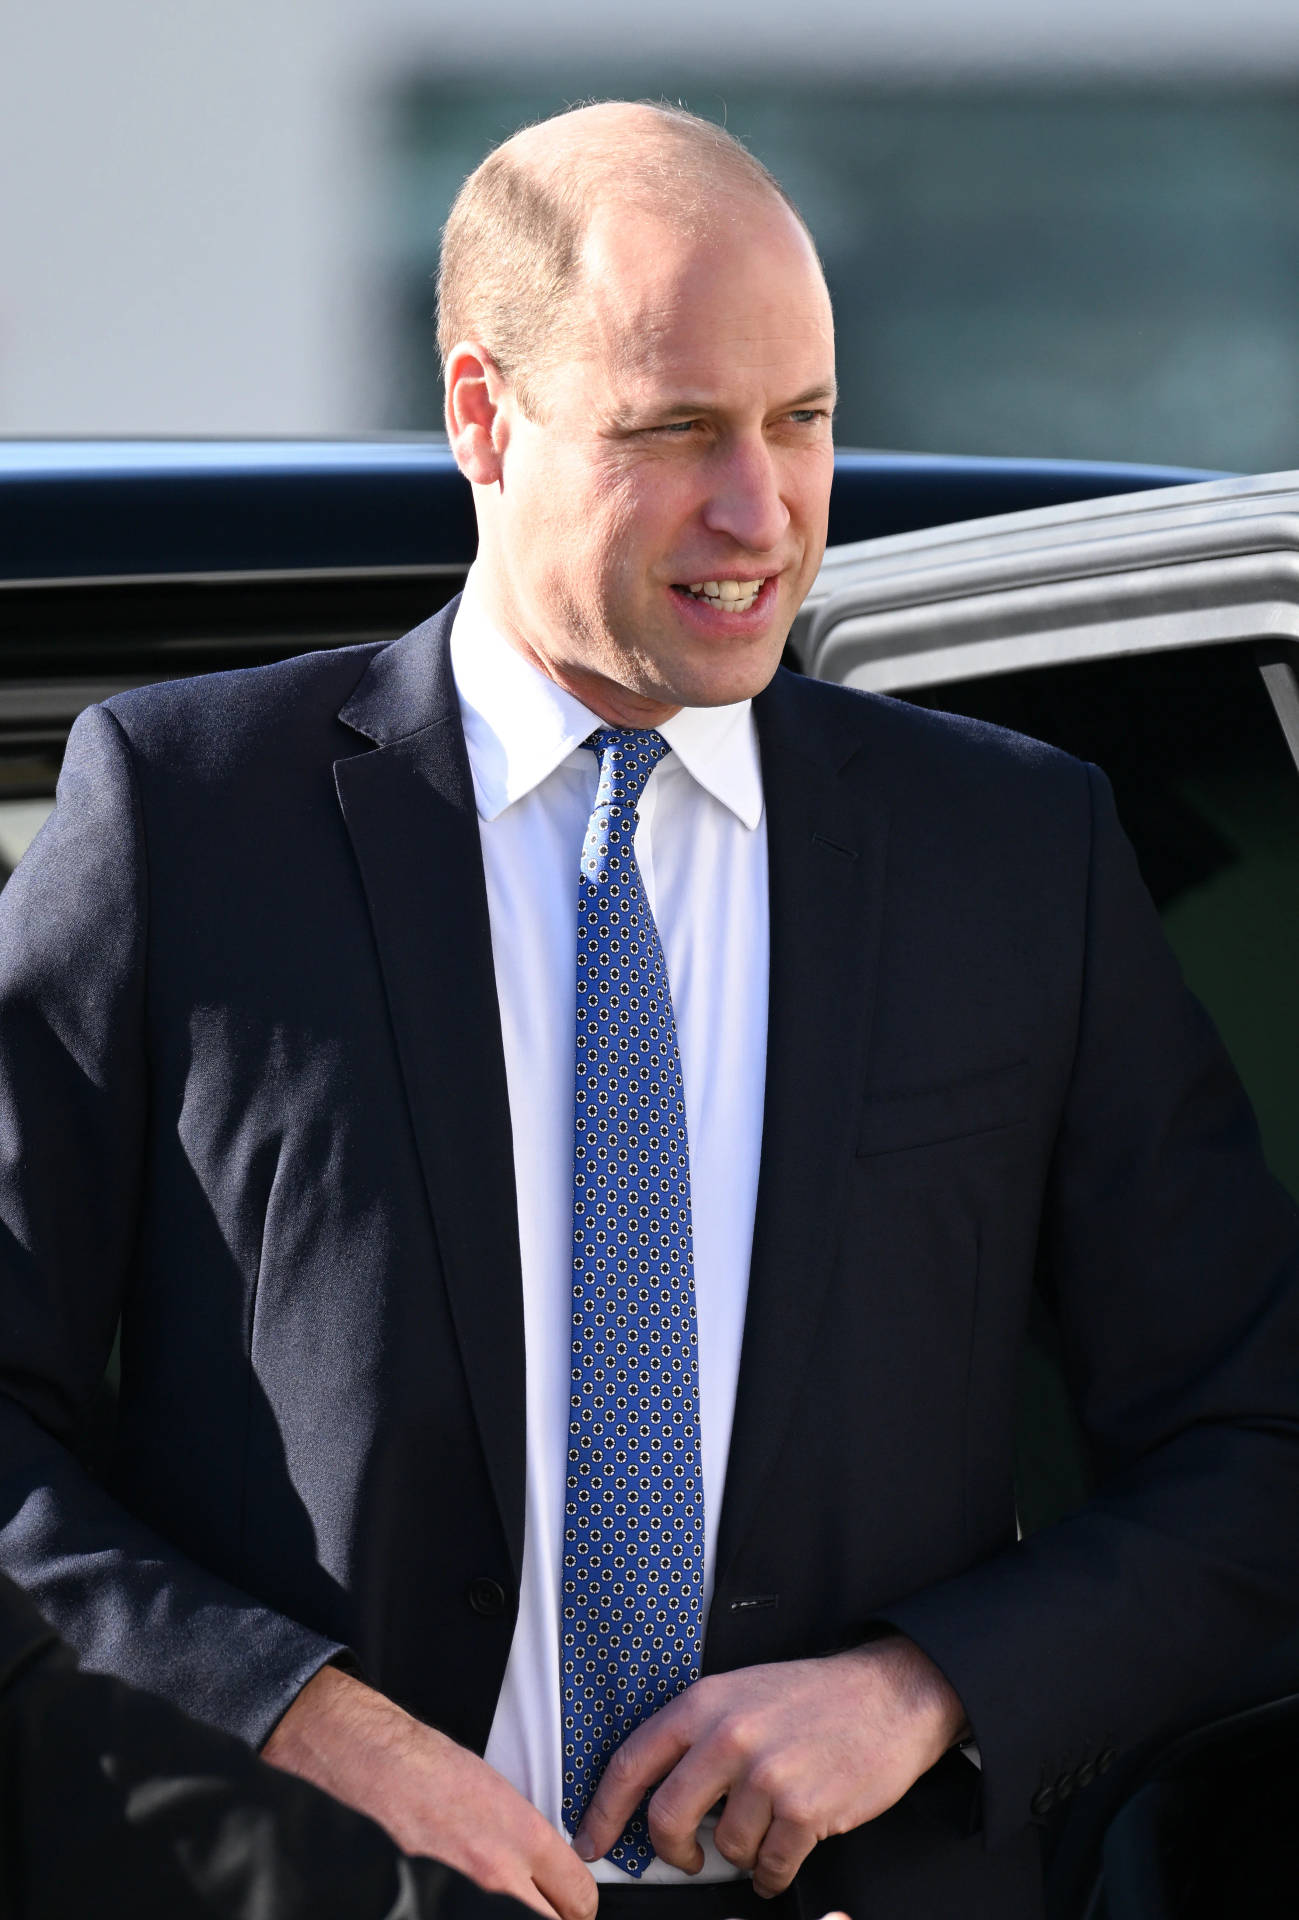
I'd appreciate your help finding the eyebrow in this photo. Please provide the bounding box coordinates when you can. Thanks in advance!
[609,381,838,431]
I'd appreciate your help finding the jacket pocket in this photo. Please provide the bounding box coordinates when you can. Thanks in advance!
[856,1057,1030,1157]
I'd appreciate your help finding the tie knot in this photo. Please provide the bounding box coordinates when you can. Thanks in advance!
[587,728,670,813]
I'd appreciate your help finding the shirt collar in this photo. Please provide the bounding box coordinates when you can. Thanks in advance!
[449,573,764,831]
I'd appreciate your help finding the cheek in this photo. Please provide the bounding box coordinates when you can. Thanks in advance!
[791,446,834,537]
[605,463,696,566]
[576,470,664,604]
[530,478,630,628]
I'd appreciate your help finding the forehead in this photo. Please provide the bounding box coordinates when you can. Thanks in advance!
[571,194,835,404]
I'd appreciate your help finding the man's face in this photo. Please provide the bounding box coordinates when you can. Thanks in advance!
[472,193,836,724]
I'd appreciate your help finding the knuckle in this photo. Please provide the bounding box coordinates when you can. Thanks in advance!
[520,1809,553,1850]
[758,1833,807,1881]
[718,1712,760,1761]
[607,1742,642,1787]
[647,1789,685,1841]
[776,1792,819,1832]
[714,1834,755,1868]
[748,1757,788,1801]
[462,1846,511,1890]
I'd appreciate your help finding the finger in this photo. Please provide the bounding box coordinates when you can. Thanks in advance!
[710,1778,775,1873]
[529,1839,599,1920]
[752,1815,818,1899]
[575,1716,694,1859]
[645,1750,738,1872]
[519,1889,562,1920]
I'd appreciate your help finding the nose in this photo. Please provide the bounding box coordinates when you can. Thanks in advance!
[700,435,790,556]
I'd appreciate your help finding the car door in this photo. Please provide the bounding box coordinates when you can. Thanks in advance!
[803,470,1299,1919]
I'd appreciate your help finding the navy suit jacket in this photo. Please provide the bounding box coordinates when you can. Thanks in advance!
[1,598,1298,1917]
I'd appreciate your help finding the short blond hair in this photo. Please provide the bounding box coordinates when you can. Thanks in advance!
[436,101,816,417]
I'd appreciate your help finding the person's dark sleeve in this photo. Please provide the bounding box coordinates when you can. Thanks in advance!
[881,762,1299,1846]
[0,706,342,1742]
[0,1572,525,1920]
[0,1616,422,1920]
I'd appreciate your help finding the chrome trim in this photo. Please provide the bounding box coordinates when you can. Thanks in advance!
[802,470,1299,690]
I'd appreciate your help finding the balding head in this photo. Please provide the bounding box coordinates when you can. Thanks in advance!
[436,101,819,417]
[441,100,834,727]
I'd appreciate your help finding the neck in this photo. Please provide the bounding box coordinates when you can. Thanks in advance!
[467,570,682,730]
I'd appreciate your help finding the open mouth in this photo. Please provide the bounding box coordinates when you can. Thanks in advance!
[674,578,767,616]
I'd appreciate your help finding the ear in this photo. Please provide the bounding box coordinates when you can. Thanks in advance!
[444,343,511,486]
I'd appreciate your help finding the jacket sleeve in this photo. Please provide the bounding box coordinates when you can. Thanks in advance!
[0,1570,524,1920]
[881,762,1299,1847]
[0,704,343,1744]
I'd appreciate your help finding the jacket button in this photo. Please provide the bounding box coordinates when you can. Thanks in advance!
[1097,1747,1117,1774]
[1030,1786,1056,1816]
[468,1577,507,1617]
[1055,1772,1075,1800]
[1077,1761,1096,1789]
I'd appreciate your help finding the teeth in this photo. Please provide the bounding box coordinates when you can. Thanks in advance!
[682,578,765,612]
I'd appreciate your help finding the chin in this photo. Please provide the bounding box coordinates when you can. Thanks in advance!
[603,621,786,713]
[663,663,782,709]
[678,644,787,707]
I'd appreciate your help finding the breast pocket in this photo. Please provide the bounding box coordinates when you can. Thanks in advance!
[856,1057,1031,1157]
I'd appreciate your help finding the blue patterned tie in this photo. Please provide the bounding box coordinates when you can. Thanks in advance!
[561,728,706,1876]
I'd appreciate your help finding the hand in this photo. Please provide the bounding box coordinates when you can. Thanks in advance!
[574,1637,967,1898]
[263,1665,597,1920]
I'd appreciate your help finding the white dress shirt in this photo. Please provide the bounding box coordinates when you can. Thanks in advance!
[451,578,768,1883]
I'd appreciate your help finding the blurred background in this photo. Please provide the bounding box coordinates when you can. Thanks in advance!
[3,0,1299,470]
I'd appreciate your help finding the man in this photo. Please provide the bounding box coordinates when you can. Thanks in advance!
[1,100,1298,1920]
[0,1567,531,1920]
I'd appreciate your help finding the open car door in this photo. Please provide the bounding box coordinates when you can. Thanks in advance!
[804,471,1299,1920]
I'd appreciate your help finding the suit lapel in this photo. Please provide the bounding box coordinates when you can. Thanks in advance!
[334,601,526,1578]
[330,622,887,1596]
[713,671,890,1593]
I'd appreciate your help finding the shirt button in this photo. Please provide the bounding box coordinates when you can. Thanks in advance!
[468,1577,507,1617]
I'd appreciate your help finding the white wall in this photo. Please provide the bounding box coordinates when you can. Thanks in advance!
[0,0,360,432]
[2,0,1298,436]
[376,0,1299,74]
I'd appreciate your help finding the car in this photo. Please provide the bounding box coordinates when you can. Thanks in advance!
[797,469,1299,1919]
[1,438,1295,1918]
[0,439,1211,866]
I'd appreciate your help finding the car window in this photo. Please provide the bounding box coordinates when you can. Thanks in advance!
[0,565,473,885]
